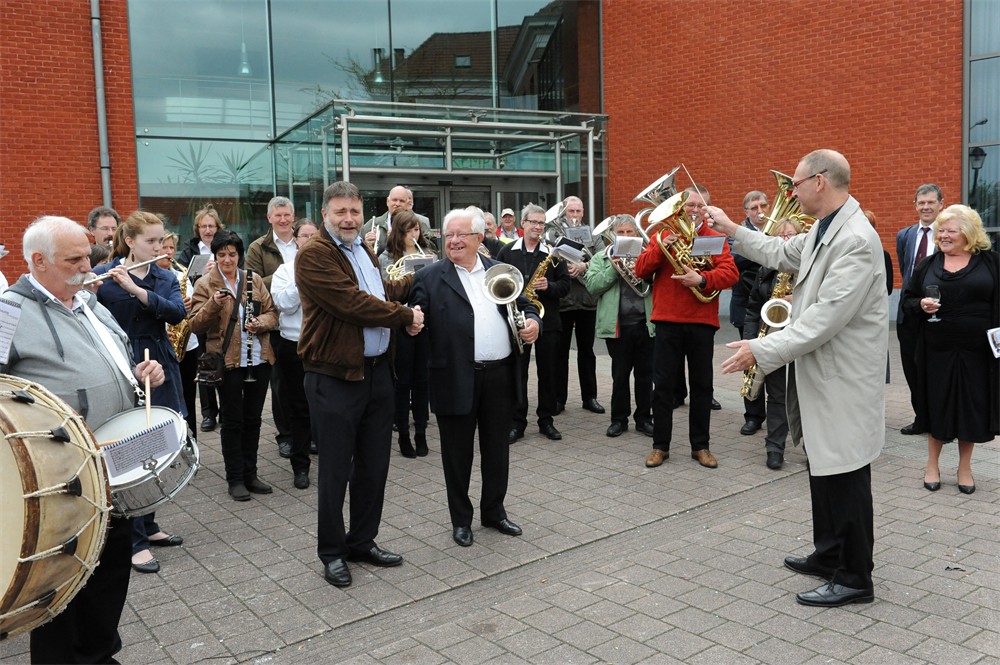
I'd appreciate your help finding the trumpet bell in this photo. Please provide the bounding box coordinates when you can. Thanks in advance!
[483,264,524,305]
[761,298,792,329]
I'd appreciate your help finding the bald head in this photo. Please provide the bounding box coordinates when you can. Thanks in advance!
[793,149,851,218]
[387,186,410,215]
[800,149,850,190]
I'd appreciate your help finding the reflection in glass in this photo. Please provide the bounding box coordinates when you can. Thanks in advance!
[969,144,998,234]
[970,58,999,145]
[136,138,275,242]
[970,0,1000,57]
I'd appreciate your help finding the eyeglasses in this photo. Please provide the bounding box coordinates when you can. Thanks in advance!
[443,232,480,241]
[778,233,798,240]
[792,169,828,190]
[522,219,545,226]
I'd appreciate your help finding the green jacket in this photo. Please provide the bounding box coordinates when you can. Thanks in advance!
[585,251,654,339]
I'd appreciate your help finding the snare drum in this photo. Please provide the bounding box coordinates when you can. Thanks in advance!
[0,375,110,639]
[94,407,200,518]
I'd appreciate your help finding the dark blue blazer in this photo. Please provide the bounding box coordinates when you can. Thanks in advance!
[895,223,933,323]
[409,256,540,416]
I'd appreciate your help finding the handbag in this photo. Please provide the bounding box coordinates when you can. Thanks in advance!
[197,277,244,386]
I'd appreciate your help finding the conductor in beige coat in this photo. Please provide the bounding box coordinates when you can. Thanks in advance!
[706,149,888,608]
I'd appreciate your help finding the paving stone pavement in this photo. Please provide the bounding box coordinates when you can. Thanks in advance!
[2,326,997,664]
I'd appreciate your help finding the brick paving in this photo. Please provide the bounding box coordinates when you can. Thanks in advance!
[2,326,997,664]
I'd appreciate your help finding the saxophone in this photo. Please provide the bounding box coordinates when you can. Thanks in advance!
[522,249,556,319]
[167,260,193,361]
[740,271,794,400]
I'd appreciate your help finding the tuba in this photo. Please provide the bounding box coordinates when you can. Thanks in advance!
[645,191,719,303]
[483,263,527,354]
[167,260,193,361]
[739,170,818,398]
[633,167,680,229]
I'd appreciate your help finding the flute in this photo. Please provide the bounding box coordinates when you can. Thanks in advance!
[82,254,169,286]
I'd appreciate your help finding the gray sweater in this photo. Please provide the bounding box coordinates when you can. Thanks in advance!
[2,276,137,428]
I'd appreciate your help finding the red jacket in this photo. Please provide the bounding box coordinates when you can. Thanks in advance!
[634,223,738,328]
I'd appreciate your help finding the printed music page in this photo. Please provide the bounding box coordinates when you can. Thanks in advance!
[0,298,23,364]
[103,420,180,477]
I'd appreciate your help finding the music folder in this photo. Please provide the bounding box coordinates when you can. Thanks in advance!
[554,237,585,262]
[186,254,210,279]
[690,236,726,257]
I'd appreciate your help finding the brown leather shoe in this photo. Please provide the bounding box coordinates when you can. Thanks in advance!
[645,449,668,467]
[691,449,718,468]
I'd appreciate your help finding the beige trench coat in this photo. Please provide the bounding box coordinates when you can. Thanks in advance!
[733,195,888,476]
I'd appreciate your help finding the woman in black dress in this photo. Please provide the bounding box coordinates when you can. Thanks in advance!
[903,205,999,495]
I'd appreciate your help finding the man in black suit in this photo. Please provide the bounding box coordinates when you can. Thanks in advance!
[409,209,540,547]
[895,184,943,435]
[497,204,572,442]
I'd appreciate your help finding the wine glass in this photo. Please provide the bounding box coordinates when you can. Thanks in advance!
[925,285,942,322]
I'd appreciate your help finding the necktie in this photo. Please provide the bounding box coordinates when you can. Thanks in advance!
[913,227,929,271]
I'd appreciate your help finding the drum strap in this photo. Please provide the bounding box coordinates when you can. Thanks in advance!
[80,301,145,402]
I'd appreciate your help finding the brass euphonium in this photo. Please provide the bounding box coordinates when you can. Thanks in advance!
[633,167,679,228]
[593,215,649,298]
[167,260,193,361]
[645,191,719,303]
[483,264,527,354]
[739,170,818,399]
[386,245,432,280]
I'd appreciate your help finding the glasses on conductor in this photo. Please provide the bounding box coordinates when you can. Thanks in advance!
[792,169,828,190]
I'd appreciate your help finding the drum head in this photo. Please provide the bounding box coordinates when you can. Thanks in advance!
[95,407,187,485]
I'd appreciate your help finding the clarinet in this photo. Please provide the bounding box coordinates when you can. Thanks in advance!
[244,269,257,383]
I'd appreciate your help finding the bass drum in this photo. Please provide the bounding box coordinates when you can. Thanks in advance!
[0,375,110,639]
[96,407,199,518]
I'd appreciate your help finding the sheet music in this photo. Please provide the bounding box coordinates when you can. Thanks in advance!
[690,236,726,257]
[0,297,23,364]
[103,420,179,477]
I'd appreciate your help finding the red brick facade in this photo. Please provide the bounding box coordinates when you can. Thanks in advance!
[603,0,964,287]
[0,0,137,258]
[1,0,966,290]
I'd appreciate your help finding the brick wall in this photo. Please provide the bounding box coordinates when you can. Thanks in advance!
[602,0,964,287]
[0,0,137,263]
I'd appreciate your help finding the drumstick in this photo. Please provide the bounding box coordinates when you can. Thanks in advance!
[143,348,151,428]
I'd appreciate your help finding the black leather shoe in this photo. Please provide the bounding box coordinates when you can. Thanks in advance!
[294,471,310,490]
[635,420,655,437]
[132,558,160,574]
[783,555,833,580]
[606,421,627,437]
[482,518,522,536]
[958,482,976,495]
[200,415,216,432]
[796,582,874,607]
[324,558,352,587]
[540,424,562,441]
[740,420,762,435]
[766,452,784,470]
[398,433,416,458]
[554,401,565,415]
[348,545,403,567]
[415,432,428,457]
[278,441,292,458]
[711,398,722,410]
[452,526,473,547]
[508,428,524,445]
[148,534,183,547]
[900,422,927,435]
[310,440,319,455]
[228,483,251,501]
[246,477,273,494]
[582,398,605,414]
[923,479,941,491]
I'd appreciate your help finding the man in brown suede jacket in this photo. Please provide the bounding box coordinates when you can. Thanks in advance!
[296,180,425,589]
